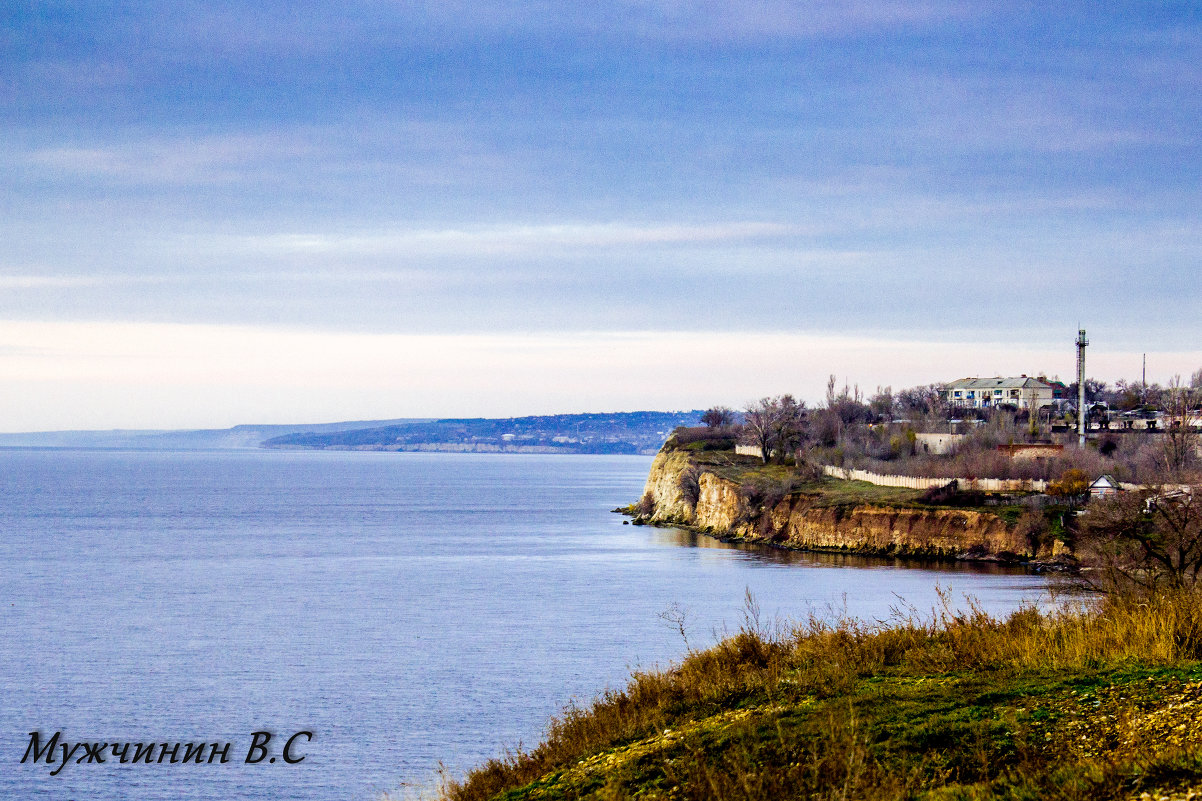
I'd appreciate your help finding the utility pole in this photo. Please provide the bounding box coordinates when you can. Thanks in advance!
[1076,329,1089,447]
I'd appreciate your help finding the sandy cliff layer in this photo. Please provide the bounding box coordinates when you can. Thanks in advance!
[640,449,1043,560]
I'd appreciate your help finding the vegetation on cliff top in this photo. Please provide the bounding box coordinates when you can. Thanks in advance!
[661,444,927,508]
[436,589,1202,801]
[648,436,1028,520]
[627,435,1069,563]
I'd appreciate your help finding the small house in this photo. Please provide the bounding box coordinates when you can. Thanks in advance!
[1089,475,1120,498]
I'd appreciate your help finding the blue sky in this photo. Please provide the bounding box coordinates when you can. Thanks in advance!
[1,2,1200,429]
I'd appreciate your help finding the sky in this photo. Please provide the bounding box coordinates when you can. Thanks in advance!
[2,1,1200,430]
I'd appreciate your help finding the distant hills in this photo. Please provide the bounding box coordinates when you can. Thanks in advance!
[0,419,431,450]
[0,411,703,454]
[263,411,704,455]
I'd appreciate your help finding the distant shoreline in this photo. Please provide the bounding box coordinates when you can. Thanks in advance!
[0,410,700,454]
[264,442,660,455]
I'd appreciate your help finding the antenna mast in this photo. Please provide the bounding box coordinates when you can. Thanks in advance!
[1076,329,1089,447]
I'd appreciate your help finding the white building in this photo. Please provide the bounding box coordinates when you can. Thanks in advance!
[914,432,964,455]
[942,376,1055,411]
[1089,475,1120,498]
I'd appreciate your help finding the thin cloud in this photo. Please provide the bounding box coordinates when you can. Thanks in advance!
[620,0,986,40]
[0,274,178,289]
[13,121,520,191]
[21,133,319,185]
[230,222,801,257]
[0,275,107,289]
[402,0,984,41]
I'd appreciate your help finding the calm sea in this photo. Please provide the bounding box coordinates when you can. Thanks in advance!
[0,450,1053,800]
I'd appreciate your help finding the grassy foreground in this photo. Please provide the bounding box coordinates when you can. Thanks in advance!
[438,591,1202,801]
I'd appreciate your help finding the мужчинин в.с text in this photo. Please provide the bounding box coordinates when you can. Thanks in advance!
[20,730,314,775]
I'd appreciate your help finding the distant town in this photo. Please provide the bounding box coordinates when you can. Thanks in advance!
[707,367,1202,490]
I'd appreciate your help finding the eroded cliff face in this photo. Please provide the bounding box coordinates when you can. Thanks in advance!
[693,473,743,532]
[641,449,699,522]
[763,501,1031,558]
[640,449,1043,560]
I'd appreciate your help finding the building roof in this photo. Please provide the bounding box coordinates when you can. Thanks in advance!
[1090,475,1119,489]
[943,376,1054,391]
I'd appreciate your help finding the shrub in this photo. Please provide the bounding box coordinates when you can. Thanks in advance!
[677,466,702,508]
[737,475,799,528]
[701,405,736,428]
[918,480,985,507]
[1014,508,1051,554]
[1048,467,1091,499]
[669,425,736,451]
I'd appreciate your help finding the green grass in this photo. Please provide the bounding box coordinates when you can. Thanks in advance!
[679,448,1034,518]
[434,591,1202,801]
[682,449,924,507]
[994,506,1026,525]
[802,477,925,508]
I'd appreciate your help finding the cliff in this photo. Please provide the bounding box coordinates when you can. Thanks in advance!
[639,448,1048,560]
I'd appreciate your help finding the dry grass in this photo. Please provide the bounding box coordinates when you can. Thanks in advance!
[437,589,1202,801]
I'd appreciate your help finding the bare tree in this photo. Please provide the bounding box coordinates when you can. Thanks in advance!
[895,383,946,417]
[1063,378,1108,406]
[825,376,869,425]
[770,395,807,458]
[742,395,807,464]
[1107,378,1145,411]
[742,397,779,464]
[700,405,735,429]
[869,385,894,421]
[1080,486,1202,591]
[1162,375,1198,476]
[811,375,870,447]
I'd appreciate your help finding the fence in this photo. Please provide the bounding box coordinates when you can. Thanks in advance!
[735,445,1161,495]
[821,465,1049,493]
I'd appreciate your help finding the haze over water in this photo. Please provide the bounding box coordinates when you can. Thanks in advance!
[1,450,1052,800]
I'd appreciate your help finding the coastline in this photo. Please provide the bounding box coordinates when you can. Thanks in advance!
[629,445,1079,568]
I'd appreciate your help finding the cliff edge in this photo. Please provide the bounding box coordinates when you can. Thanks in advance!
[637,446,1053,561]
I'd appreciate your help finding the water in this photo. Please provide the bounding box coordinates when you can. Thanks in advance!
[0,450,1052,800]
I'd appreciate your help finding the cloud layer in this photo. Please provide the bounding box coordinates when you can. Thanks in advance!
[2,2,1200,426]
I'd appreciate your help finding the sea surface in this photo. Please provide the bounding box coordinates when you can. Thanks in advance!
[1,450,1056,800]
